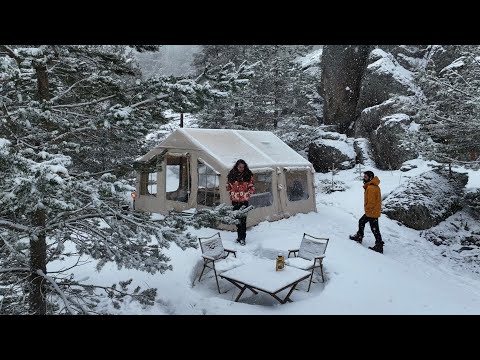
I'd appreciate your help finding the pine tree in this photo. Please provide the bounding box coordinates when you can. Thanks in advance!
[0,45,254,314]
[193,45,316,130]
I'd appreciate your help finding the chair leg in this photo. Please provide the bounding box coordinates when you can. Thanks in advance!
[307,268,314,292]
[213,263,221,294]
[198,262,207,282]
[320,263,325,282]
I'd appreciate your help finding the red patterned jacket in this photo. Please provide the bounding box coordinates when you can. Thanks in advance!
[226,171,255,203]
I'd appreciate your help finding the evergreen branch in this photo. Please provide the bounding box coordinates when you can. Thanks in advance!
[73,282,149,299]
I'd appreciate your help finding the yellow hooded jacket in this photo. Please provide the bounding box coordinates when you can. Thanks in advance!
[364,176,381,218]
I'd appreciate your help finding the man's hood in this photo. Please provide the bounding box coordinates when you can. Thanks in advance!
[364,176,380,188]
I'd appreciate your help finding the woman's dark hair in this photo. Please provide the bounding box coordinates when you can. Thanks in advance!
[228,159,252,182]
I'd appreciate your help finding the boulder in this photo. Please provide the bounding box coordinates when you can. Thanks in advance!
[383,169,468,230]
[320,45,372,135]
[356,49,420,113]
[308,135,356,173]
[425,45,462,73]
[369,113,419,170]
[355,95,418,138]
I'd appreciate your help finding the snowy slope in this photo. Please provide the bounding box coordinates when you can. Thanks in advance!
[49,157,480,314]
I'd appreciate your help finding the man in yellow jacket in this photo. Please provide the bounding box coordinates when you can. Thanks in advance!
[350,171,385,253]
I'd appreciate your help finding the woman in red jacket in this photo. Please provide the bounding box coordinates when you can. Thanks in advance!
[226,159,255,246]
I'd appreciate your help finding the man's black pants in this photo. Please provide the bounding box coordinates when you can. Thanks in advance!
[358,214,383,244]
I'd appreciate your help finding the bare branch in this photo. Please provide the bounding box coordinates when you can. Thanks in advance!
[50,78,89,103]
[426,74,474,98]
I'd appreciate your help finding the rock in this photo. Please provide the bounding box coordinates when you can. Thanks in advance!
[308,135,356,173]
[383,170,468,230]
[353,138,368,165]
[320,45,372,135]
[356,49,420,113]
[400,163,418,172]
[379,45,428,70]
[369,113,419,170]
[425,45,462,73]
[355,95,418,138]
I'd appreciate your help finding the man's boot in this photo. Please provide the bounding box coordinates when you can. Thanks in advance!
[349,233,363,243]
[369,241,384,254]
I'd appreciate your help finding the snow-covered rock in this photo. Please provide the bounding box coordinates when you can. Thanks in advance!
[369,113,419,170]
[379,45,427,71]
[383,170,468,230]
[425,45,463,74]
[356,49,421,113]
[308,135,356,173]
[355,95,417,138]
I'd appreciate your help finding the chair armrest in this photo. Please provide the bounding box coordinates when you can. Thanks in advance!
[288,249,299,258]
[224,248,237,258]
[202,254,215,261]
[313,255,326,263]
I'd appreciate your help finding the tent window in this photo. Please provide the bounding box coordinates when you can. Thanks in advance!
[286,171,309,202]
[250,172,273,208]
[197,161,220,207]
[140,172,157,196]
[166,155,190,203]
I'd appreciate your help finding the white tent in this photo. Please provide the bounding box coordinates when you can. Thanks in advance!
[134,128,317,227]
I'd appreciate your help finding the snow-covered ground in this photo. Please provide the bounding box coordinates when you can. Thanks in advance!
[53,157,480,314]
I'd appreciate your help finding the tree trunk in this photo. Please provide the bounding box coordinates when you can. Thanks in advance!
[29,209,47,314]
[35,64,50,101]
[180,113,184,128]
[29,59,50,314]
[273,98,278,129]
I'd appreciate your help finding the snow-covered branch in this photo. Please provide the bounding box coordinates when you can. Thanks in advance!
[426,74,474,98]
[0,45,20,62]
[130,94,168,109]
[0,220,30,233]
[51,94,117,109]
[36,269,75,315]
[50,78,89,103]
[0,267,29,273]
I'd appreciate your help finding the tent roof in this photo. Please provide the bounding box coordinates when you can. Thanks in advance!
[141,128,312,170]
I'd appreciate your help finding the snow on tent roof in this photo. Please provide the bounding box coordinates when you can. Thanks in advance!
[156,128,312,169]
